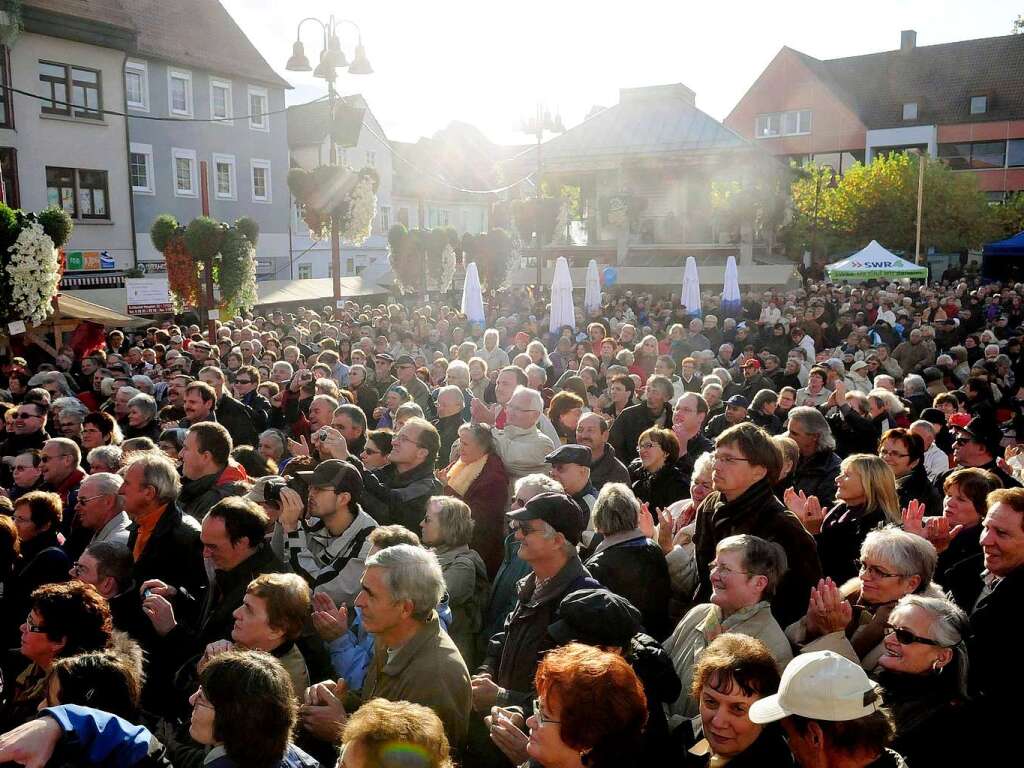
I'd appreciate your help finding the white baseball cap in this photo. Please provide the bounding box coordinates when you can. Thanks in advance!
[748,651,881,724]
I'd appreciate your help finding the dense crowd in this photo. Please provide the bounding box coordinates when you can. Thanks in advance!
[0,273,1022,767]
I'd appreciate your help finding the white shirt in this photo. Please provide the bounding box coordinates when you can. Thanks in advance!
[922,443,950,483]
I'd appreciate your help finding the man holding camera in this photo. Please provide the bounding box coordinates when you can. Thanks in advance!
[274,459,377,608]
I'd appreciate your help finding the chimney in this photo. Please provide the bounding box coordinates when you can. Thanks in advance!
[900,30,917,53]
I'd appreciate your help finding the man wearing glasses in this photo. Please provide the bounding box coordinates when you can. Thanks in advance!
[3,402,49,462]
[692,422,821,627]
[933,415,1020,491]
[231,365,271,433]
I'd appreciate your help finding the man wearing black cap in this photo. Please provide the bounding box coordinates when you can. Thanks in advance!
[703,395,750,440]
[545,444,598,534]
[934,416,1021,491]
[469,493,599,760]
[275,459,378,608]
[394,354,435,420]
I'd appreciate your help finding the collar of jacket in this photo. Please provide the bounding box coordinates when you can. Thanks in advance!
[215,542,280,591]
[379,612,443,676]
[179,472,220,503]
[49,467,86,498]
[592,528,646,554]
[499,424,543,439]
[698,600,772,636]
[519,553,588,608]
[709,479,778,532]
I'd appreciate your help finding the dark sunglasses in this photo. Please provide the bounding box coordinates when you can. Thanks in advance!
[884,624,942,647]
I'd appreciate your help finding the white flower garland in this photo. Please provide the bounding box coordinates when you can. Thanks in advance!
[430,244,456,292]
[341,176,377,245]
[7,222,60,325]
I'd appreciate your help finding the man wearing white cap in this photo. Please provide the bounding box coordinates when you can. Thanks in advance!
[749,651,906,767]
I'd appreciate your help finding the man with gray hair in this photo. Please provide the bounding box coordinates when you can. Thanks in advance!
[486,385,555,482]
[433,384,466,466]
[909,419,949,482]
[351,544,471,749]
[784,406,842,508]
[76,471,130,548]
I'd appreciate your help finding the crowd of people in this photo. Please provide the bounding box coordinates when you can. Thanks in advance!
[0,273,1022,767]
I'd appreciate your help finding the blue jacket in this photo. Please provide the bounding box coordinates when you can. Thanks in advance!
[328,601,453,689]
[41,705,320,767]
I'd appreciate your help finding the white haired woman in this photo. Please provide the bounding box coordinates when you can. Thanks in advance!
[874,594,971,767]
[786,525,941,671]
[420,496,489,666]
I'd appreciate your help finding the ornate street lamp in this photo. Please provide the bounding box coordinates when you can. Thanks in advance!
[286,17,372,304]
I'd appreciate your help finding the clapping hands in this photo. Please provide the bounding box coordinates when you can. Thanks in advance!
[805,578,853,638]
[311,592,349,642]
[784,488,825,534]
[902,500,962,553]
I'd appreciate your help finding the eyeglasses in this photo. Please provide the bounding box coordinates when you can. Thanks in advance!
[193,689,214,710]
[884,624,942,647]
[362,448,381,456]
[951,436,972,445]
[507,404,539,414]
[233,379,253,385]
[637,441,660,451]
[508,520,540,536]
[856,560,904,580]
[24,615,46,634]
[75,493,106,506]
[70,561,87,576]
[712,452,751,465]
[879,450,909,459]
[14,411,39,419]
[710,560,751,578]
[533,698,560,726]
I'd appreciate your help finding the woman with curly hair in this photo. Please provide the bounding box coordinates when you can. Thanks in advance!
[0,580,112,730]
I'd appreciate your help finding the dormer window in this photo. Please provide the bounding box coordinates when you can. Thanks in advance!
[902,102,918,120]
[970,95,987,115]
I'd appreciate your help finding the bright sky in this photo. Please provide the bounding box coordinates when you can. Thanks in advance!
[222,0,1021,146]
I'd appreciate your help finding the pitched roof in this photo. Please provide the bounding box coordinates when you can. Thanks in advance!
[530,83,750,167]
[119,0,289,88]
[24,0,136,30]
[796,34,1024,128]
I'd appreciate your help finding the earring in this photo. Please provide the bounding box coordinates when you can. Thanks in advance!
[931,660,943,673]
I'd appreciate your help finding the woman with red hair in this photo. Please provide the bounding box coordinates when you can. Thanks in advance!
[526,643,648,768]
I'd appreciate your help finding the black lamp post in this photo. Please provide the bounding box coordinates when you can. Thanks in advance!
[286,17,372,305]
[521,103,565,290]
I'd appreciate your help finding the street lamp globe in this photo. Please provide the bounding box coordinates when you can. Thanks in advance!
[348,38,373,75]
[285,40,311,72]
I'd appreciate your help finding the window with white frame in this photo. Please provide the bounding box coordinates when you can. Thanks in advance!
[212,153,236,200]
[210,78,232,122]
[379,205,390,233]
[970,95,987,115]
[129,143,154,194]
[755,110,811,138]
[902,102,918,120]
[125,60,148,111]
[168,69,193,116]
[298,264,312,279]
[171,148,197,197]
[248,86,268,130]
[366,150,376,166]
[250,159,271,202]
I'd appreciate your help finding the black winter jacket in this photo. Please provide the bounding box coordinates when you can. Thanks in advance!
[586,534,672,640]
[787,449,842,508]
[629,459,690,512]
[816,502,889,585]
[481,555,599,707]
[361,461,441,530]
[609,401,673,465]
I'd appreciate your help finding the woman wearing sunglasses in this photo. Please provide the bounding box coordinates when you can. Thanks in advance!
[786,526,942,672]
[874,594,971,767]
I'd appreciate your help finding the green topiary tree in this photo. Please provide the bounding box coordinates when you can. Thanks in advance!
[184,216,224,261]
[149,214,179,253]
[36,206,73,248]
[234,216,260,247]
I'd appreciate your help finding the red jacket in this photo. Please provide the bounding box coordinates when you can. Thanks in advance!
[445,452,509,579]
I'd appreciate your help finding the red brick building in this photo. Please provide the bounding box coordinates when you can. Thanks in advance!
[726,30,1024,200]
